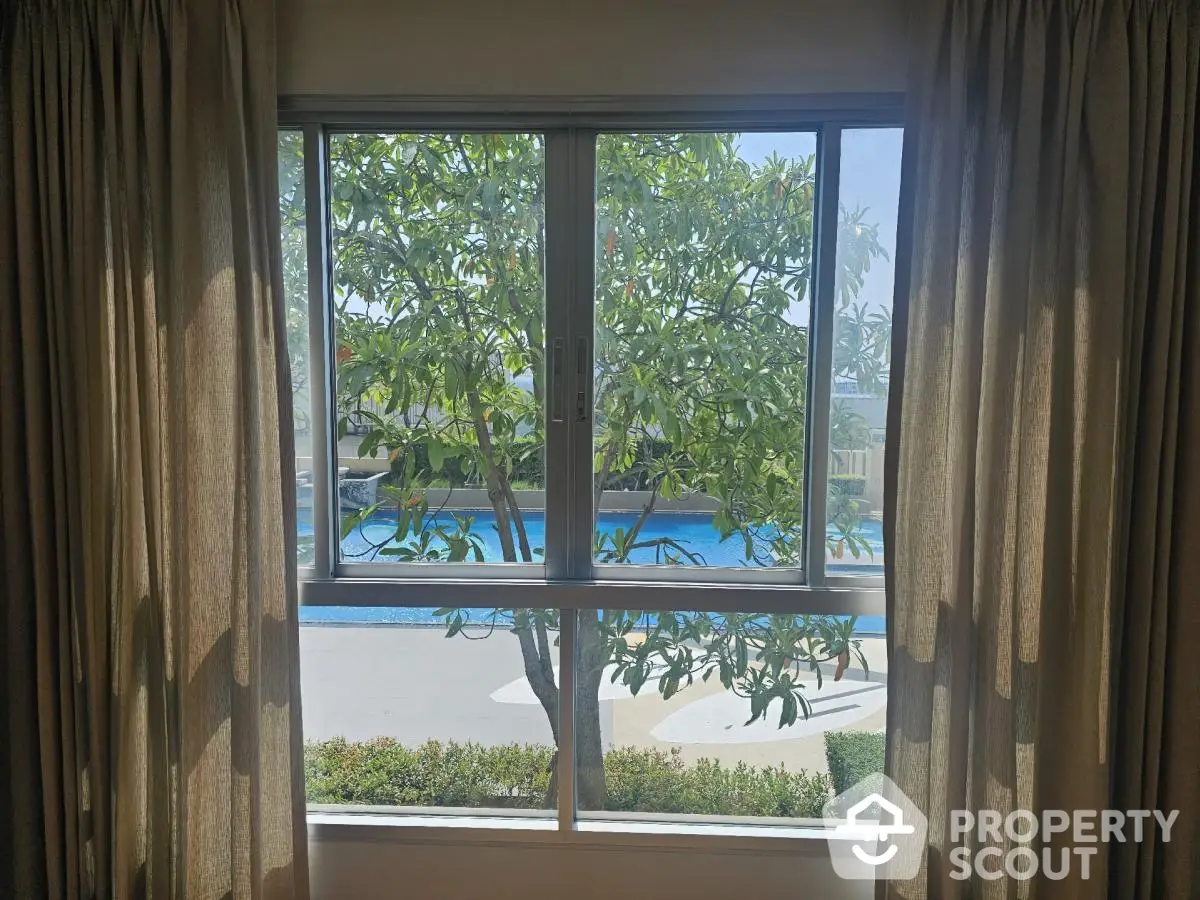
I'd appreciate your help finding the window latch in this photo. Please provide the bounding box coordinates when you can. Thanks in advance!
[575,337,589,423]
[550,338,565,423]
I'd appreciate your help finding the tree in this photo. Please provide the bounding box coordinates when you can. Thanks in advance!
[288,132,891,808]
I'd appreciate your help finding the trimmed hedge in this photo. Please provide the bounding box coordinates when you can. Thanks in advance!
[823,730,886,796]
[828,473,867,498]
[306,738,831,817]
[305,738,553,809]
[600,745,832,818]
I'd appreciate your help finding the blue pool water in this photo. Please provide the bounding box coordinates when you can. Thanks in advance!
[304,509,885,568]
[299,509,886,633]
[301,605,886,634]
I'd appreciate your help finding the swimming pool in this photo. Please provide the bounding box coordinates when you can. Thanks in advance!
[303,508,884,568]
[299,508,886,632]
[300,604,886,634]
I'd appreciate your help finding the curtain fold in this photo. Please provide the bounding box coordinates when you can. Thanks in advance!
[0,1,309,897]
[884,0,1199,897]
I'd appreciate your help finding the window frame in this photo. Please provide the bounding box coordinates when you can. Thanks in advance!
[281,93,901,842]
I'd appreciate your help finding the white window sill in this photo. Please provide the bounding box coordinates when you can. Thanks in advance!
[307,807,848,855]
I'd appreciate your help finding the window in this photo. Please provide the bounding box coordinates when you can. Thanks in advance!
[328,133,546,568]
[826,128,902,578]
[593,132,815,570]
[283,106,901,829]
[304,607,559,812]
[278,129,315,562]
[573,608,886,820]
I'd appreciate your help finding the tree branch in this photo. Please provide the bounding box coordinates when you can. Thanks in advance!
[534,618,556,681]
[615,482,660,562]
[514,619,559,741]
[501,473,534,562]
[593,401,632,521]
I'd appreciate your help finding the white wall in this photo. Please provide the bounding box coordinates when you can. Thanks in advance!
[278,0,909,97]
[308,830,876,900]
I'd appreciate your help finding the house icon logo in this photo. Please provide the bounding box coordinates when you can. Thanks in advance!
[834,792,916,865]
[824,772,927,881]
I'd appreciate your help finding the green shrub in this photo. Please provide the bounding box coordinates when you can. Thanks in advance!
[306,739,832,817]
[823,731,886,796]
[828,474,867,498]
[604,746,831,818]
[305,738,553,808]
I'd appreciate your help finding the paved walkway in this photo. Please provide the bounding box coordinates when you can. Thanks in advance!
[300,625,887,775]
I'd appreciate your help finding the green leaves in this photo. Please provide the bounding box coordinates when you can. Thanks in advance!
[598,610,866,730]
[481,177,500,215]
[589,132,832,568]
[322,130,885,577]
[426,438,446,472]
[832,300,892,399]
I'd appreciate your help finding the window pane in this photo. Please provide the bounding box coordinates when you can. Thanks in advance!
[327,133,545,565]
[594,133,816,569]
[301,606,558,811]
[826,128,902,577]
[278,130,314,564]
[573,610,885,818]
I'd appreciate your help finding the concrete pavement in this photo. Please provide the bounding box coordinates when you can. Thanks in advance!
[300,624,887,776]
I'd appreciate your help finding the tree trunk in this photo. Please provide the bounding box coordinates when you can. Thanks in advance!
[500,473,534,561]
[515,623,558,731]
[513,619,560,806]
[574,611,608,810]
[574,673,606,810]
[467,392,517,562]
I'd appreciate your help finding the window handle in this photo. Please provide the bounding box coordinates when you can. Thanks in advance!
[550,338,565,422]
[575,337,589,424]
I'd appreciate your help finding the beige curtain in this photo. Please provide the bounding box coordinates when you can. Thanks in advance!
[884,1,1199,898]
[0,1,309,897]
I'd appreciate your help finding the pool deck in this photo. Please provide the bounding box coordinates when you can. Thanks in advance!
[300,624,887,775]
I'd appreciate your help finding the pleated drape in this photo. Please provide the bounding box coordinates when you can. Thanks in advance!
[0,1,309,896]
[883,1,1199,897]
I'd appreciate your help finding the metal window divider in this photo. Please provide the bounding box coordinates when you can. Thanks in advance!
[804,125,842,585]
[557,608,577,831]
[559,126,599,832]
[303,124,338,581]
[544,127,580,829]
[568,129,597,585]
